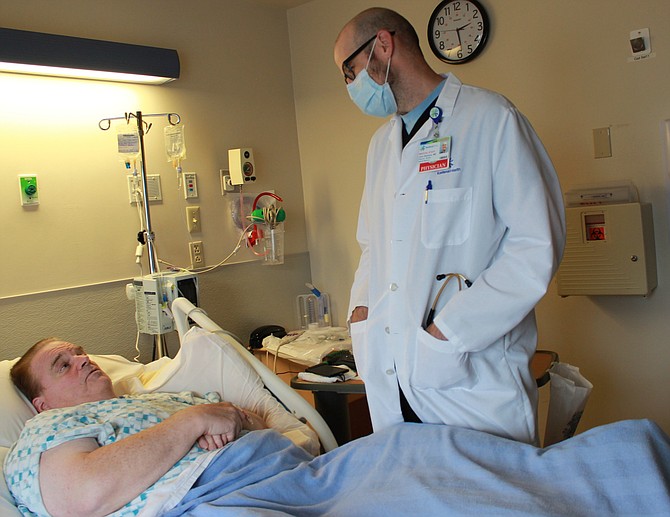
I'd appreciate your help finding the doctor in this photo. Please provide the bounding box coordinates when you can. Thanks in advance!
[335,8,565,445]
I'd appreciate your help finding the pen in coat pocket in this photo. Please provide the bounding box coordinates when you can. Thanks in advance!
[424,180,432,204]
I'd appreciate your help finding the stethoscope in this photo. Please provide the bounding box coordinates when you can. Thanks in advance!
[424,272,472,329]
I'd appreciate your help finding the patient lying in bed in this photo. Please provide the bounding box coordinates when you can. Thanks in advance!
[4,331,670,517]
[5,337,274,516]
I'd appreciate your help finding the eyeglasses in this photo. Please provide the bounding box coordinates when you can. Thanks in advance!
[341,34,377,84]
[342,32,394,84]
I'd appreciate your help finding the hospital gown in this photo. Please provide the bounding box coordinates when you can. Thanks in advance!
[4,392,225,517]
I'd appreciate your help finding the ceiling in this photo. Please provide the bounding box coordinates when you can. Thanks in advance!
[253,0,313,8]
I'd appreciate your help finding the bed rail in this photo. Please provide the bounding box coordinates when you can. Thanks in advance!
[171,297,338,452]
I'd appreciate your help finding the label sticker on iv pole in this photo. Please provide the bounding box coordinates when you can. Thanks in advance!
[418,136,451,173]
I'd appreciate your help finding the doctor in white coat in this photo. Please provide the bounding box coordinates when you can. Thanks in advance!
[335,8,565,445]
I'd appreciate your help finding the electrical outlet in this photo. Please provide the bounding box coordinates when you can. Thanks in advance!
[127,174,163,204]
[189,241,204,266]
[220,169,237,194]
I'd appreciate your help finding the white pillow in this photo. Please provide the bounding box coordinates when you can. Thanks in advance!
[0,446,21,517]
[0,359,35,449]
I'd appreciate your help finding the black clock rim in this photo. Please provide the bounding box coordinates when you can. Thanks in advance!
[427,0,489,64]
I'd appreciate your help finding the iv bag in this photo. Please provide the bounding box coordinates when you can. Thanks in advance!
[164,124,186,162]
[117,125,141,162]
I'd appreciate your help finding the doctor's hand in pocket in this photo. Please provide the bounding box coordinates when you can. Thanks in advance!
[426,323,448,341]
[350,306,368,323]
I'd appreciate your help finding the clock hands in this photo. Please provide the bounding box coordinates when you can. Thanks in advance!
[437,21,472,52]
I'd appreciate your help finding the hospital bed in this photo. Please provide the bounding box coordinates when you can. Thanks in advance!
[0,297,335,516]
[2,298,670,516]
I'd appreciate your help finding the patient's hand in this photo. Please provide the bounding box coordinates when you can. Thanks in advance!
[190,402,245,450]
[193,403,267,451]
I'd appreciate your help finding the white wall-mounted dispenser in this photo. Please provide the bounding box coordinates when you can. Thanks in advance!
[556,181,657,297]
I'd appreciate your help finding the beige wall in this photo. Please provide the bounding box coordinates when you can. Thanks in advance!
[289,0,670,434]
[2,0,669,437]
[0,0,312,359]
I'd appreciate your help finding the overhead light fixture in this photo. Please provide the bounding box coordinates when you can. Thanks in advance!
[0,27,180,85]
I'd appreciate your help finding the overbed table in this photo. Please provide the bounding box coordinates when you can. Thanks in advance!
[291,350,559,445]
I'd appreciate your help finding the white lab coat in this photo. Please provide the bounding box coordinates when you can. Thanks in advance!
[348,73,565,444]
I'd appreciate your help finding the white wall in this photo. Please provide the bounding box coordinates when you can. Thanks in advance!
[0,0,313,359]
[289,0,670,434]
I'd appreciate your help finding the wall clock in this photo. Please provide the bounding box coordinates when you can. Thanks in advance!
[428,0,489,64]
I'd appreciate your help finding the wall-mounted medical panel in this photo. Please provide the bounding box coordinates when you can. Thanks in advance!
[228,148,256,185]
[557,202,657,296]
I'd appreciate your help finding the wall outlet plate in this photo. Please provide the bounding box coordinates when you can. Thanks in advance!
[19,174,39,206]
[183,172,198,199]
[220,168,238,194]
[186,206,201,233]
[127,175,163,204]
[189,240,204,266]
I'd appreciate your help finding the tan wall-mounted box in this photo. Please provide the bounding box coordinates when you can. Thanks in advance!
[557,202,657,296]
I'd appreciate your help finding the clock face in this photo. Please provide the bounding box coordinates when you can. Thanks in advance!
[428,0,489,64]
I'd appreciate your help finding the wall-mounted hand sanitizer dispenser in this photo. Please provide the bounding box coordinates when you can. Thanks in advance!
[557,182,657,296]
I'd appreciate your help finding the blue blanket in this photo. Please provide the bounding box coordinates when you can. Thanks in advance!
[165,419,670,516]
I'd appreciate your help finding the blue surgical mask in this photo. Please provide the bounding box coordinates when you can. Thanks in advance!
[346,38,397,117]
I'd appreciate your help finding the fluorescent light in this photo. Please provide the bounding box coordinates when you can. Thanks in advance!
[0,27,180,85]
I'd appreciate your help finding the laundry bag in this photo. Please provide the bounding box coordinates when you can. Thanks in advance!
[543,363,593,447]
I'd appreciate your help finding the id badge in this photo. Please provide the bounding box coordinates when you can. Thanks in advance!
[418,136,451,173]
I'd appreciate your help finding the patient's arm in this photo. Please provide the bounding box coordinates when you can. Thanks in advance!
[39,402,245,517]
[156,329,320,454]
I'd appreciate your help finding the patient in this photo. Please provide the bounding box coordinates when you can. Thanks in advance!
[5,338,268,517]
[5,338,670,516]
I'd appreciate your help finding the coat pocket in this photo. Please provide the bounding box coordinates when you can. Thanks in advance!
[409,326,476,389]
[349,319,370,377]
[420,187,472,248]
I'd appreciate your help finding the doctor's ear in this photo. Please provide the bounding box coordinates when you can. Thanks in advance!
[376,30,395,53]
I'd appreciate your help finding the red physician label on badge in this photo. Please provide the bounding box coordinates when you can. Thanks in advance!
[419,159,450,173]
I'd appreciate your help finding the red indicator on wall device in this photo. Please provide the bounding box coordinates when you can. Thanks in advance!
[585,213,606,241]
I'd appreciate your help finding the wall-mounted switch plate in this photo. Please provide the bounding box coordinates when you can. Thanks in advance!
[593,127,612,159]
[186,206,201,233]
[629,28,651,56]
[628,28,655,62]
[19,174,39,206]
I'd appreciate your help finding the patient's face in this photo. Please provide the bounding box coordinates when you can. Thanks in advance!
[30,340,115,412]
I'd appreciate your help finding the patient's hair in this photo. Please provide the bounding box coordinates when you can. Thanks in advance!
[11,338,60,402]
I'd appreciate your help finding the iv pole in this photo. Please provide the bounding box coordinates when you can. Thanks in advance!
[99,111,181,358]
